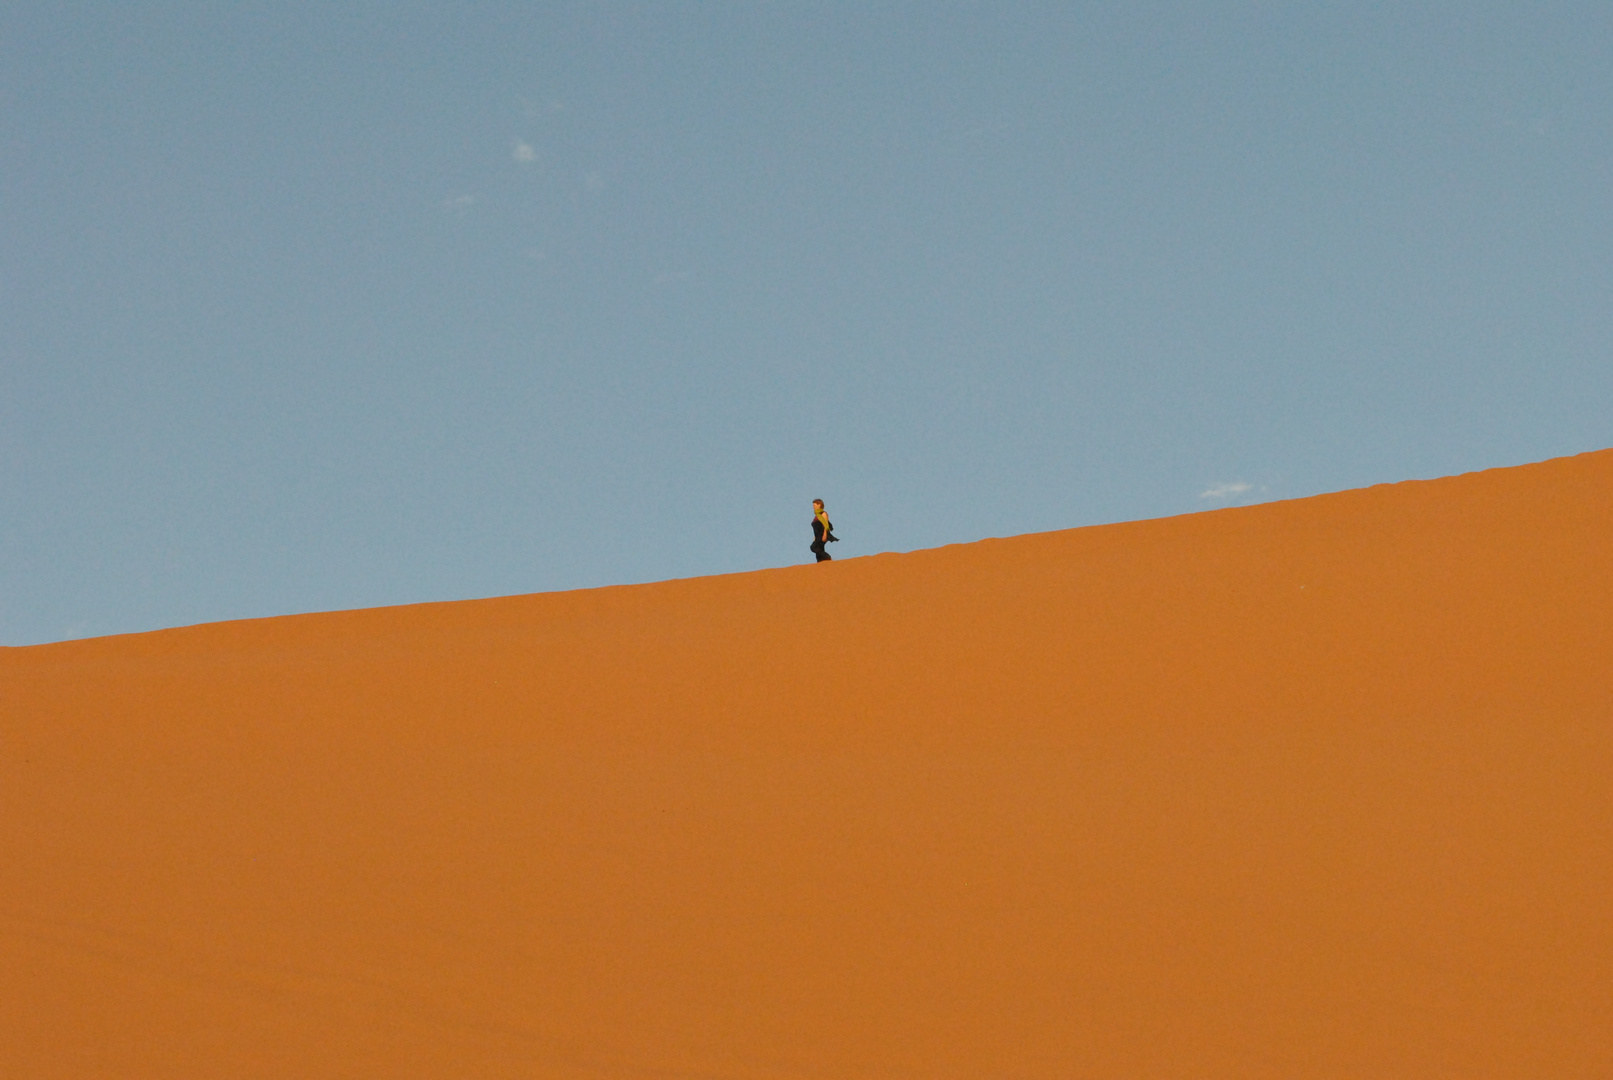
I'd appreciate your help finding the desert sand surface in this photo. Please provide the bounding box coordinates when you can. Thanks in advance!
[3,451,1611,1078]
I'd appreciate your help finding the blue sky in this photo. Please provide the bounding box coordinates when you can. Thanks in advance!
[4,2,1610,644]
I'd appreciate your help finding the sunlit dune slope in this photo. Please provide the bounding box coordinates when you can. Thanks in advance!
[4,451,1612,1078]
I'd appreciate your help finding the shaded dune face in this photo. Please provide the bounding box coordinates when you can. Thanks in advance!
[4,451,1612,1078]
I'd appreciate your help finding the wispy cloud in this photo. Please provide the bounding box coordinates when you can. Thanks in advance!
[513,140,537,163]
[444,194,476,208]
[519,97,565,117]
[1200,481,1252,501]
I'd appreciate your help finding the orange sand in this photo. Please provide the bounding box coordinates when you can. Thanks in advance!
[4,452,1611,1077]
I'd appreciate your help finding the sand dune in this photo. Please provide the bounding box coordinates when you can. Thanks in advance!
[4,451,1611,1078]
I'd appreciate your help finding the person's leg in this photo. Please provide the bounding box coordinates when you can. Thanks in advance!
[811,539,830,562]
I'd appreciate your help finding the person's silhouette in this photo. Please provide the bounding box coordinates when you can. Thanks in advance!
[810,499,837,562]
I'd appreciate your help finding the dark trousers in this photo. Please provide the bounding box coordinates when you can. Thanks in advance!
[811,539,831,562]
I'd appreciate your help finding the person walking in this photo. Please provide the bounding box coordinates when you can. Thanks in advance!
[810,499,837,563]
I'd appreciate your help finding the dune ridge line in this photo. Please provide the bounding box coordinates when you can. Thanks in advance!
[4,449,1611,1078]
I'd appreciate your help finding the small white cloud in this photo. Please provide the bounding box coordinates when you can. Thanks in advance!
[513,140,537,162]
[1200,481,1253,501]
[445,194,476,207]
